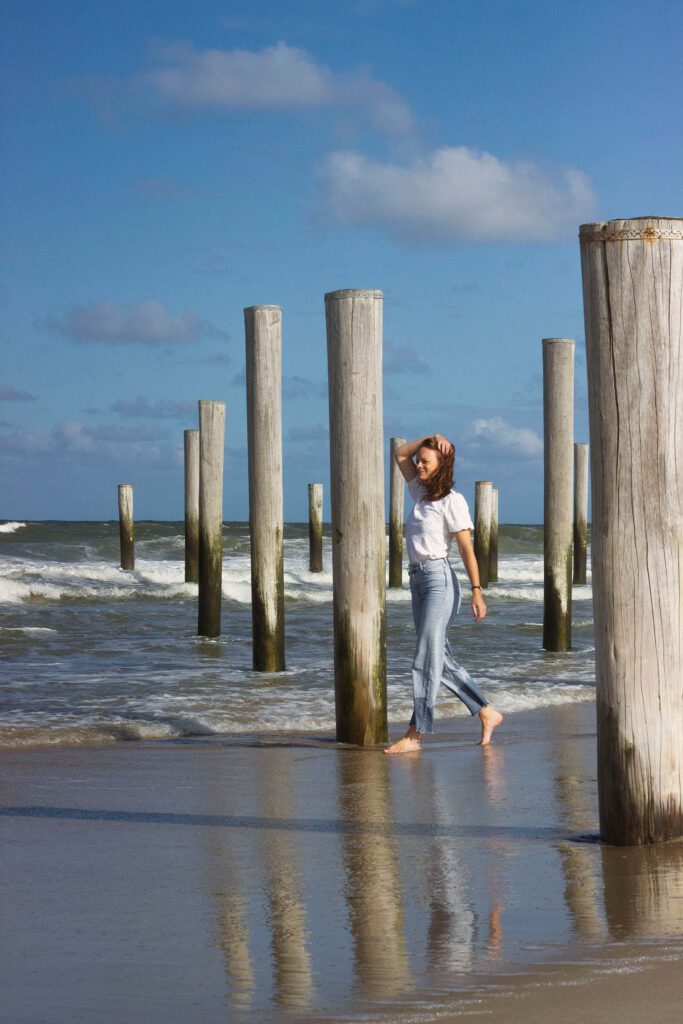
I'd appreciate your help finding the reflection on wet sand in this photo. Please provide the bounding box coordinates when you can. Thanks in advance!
[601,840,683,940]
[419,757,478,974]
[260,757,314,1011]
[337,752,412,999]
[216,888,255,1011]
[480,746,506,960]
[553,710,606,941]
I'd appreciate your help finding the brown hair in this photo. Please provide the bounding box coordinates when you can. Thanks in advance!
[418,436,454,501]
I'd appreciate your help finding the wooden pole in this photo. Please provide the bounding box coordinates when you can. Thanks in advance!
[388,436,405,588]
[474,482,492,588]
[488,486,499,584]
[198,400,225,639]
[542,338,574,652]
[244,305,285,672]
[573,443,589,585]
[325,288,387,746]
[184,429,199,583]
[308,483,323,573]
[117,484,134,570]
[580,216,683,845]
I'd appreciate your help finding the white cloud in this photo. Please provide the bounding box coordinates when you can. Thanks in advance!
[47,300,224,344]
[321,146,596,242]
[470,416,543,457]
[142,41,413,135]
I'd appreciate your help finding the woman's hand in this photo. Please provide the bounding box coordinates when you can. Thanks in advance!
[471,590,487,621]
[433,434,454,456]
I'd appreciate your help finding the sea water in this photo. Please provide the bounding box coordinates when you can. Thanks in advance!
[0,520,594,749]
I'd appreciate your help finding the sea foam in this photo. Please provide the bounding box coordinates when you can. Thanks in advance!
[0,521,27,534]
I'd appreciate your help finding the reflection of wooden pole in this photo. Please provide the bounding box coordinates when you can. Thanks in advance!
[198,400,225,638]
[543,338,574,652]
[553,707,605,942]
[389,437,405,588]
[581,217,683,846]
[488,487,499,584]
[184,429,199,583]
[601,841,683,939]
[244,305,285,672]
[474,482,492,588]
[260,757,313,1011]
[308,483,323,573]
[325,289,387,746]
[573,443,588,585]
[117,484,134,570]
[217,892,255,1010]
[337,753,410,998]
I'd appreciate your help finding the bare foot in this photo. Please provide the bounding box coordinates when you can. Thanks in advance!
[384,729,421,755]
[478,707,503,746]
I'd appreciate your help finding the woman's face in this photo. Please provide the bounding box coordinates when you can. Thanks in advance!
[415,446,441,482]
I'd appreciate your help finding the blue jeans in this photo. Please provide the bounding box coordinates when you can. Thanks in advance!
[408,558,489,734]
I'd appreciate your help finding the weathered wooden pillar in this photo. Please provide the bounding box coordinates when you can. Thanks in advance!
[474,481,492,588]
[580,217,683,845]
[573,443,589,585]
[308,483,323,573]
[542,338,574,652]
[184,429,199,583]
[244,305,285,672]
[388,436,405,588]
[325,288,387,746]
[198,400,225,638]
[488,486,499,584]
[117,484,134,570]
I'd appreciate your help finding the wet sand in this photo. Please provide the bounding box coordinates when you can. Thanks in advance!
[1,702,682,1022]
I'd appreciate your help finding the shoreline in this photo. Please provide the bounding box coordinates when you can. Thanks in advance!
[0,690,596,753]
[2,702,681,1022]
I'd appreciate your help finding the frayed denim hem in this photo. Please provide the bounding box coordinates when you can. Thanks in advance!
[410,699,434,735]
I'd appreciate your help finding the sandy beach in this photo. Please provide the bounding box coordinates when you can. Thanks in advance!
[1,701,682,1023]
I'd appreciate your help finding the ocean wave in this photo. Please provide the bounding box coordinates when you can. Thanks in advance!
[0,676,595,749]
[0,539,591,610]
[0,626,57,636]
[0,521,27,534]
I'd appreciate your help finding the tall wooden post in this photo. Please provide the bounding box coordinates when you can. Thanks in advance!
[488,486,499,584]
[198,400,225,639]
[573,443,589,585]
[474,481,492,588]
[580,217,683,845]
[543,338,574,652]
[389,437,405,588]
[325,288,387,746]
[184,429,199,583]
[308,484,323,573]
[244,305,285,672]
[117,484,134,570]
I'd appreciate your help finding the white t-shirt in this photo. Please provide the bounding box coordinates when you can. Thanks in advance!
[405,477,474,564]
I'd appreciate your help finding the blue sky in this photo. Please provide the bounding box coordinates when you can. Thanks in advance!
[2,0,681,522]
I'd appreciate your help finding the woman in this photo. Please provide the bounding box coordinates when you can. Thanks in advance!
[385,434,503,754]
